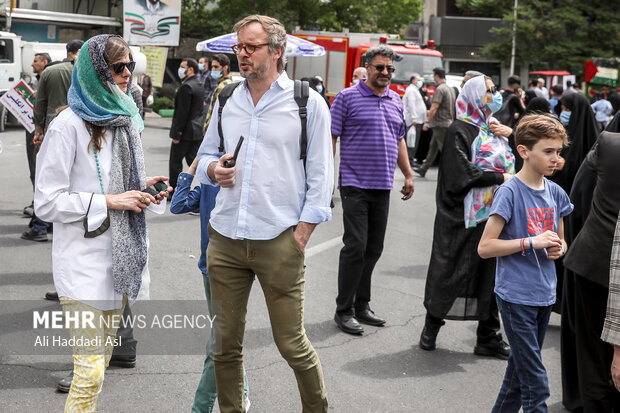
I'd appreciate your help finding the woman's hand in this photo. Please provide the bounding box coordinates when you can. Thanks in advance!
[106,190,156,213]
[188,156,199,176]
[146,176,173,203]
[489,122,513,137]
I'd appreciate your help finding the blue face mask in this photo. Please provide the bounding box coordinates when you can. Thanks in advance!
[416,80,424,89]
[198,63,205,72]
[486,91,503,113]
[316,85,323,94]
[560,110,571,126]
[211,70,222,80]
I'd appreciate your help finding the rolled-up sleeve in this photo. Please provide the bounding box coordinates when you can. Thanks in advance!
[34,123,108,227]
[196,99,223,187]
[300,93,334,224]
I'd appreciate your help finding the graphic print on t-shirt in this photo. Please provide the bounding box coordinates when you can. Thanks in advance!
[527,208,554,234]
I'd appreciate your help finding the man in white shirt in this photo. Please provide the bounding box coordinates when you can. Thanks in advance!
[196,14,332,413]
[402,73,427,166]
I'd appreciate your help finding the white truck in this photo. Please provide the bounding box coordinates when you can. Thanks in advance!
[0,31,147,131]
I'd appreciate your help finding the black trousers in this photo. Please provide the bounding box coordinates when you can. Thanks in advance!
[25,131,36,189]
[169,139,201,189]
[573,274,620,413]
[425,298,501,343]
[113,303,137,357]
[336,186,390,315]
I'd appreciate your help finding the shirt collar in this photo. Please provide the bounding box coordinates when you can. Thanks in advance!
[357,80,392,98]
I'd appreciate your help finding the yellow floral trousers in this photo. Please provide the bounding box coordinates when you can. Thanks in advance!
[59,297,125,413]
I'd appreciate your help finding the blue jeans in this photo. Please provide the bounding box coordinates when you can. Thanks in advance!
[32,215,51,234]
[192,273,249,413]
[492,297,553,413]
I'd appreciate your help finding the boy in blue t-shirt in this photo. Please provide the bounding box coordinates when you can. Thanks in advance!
[478,113,573,412]
[170,156,250,413]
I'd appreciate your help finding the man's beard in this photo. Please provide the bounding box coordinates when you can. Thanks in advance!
[240,59,271,80]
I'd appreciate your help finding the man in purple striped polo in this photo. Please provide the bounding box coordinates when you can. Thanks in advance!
[331,45,415,335]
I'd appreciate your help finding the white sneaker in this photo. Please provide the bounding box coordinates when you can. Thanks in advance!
[244,397,251,412]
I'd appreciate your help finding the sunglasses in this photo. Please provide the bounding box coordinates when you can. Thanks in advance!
[369,64,396,74]
[83,193,111,238]
[230,43,269,56]
[486,85,498,94]
[110,61,136,75]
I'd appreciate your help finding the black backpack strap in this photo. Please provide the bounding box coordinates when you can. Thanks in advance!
[217,81,241,152]
[294,80,310,168]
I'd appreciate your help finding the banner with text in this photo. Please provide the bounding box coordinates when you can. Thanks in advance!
[140,46,168,88]
[0,80,35,133]
[123,0,181,47]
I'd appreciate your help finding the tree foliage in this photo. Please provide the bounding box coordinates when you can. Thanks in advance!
[181,0,423,40]
[455,0,620,75]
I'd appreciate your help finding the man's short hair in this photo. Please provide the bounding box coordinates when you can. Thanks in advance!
[515,113,568,150]
[433,67,446,79]
[410,73,420,83]
[551,84,563,96]
[233,15,287,72]
[212,54,230,70]
[508,75,521,86]
[35,52,51,64]
[183,58,199,74]
[364,45,399,65]
[66,39,84,54]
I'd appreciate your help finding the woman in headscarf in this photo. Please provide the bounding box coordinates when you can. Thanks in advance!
[523,97,551,116]
[34,34,170,412]
[553,93,599,194]
[419,75,513,358]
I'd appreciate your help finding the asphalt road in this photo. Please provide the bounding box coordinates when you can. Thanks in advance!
[0,115,568,412]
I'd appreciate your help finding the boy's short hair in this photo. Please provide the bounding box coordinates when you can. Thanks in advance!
[515,113,568,149]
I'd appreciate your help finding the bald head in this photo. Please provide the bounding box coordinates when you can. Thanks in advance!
[351,67,367,86]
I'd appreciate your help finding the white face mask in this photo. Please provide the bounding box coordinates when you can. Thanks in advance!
[352,79,360,85]
[178,67,187,80]
[416,80,423,88]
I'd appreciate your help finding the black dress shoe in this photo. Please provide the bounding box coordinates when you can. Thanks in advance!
[45,291,59,301]
[474,335,511,360]
[334,313,363,335]
[413,166,426,178]
[57,372,72,393]
[419,324,441,351]
[109,354,136,368]
[355,309,386,326]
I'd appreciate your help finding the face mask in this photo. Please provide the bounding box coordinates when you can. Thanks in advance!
[486,91,503,113]
[560,110,571,126]
[352,79,360,85]
[178,67,186,80]
[416,80,424,89]
[316,85,323,94]
[198,63,205,72]
[211,70,222,80]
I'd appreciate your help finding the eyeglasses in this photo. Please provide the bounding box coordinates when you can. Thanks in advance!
[486,85,498,94]
[230,43,269,55]
[110,61,136,75]
[369,64,396,74]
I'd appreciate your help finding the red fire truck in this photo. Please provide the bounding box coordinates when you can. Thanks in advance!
[288,30,444,99]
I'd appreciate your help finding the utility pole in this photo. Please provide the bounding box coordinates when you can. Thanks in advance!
[509,0,518,75]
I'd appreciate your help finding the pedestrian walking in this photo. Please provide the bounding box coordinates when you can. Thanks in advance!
[34,34,170,412]
[169,58,204,192]
[169,156,250,413]
[561,129,620,412]
[403,73,427,166]
[196,15,333,412]
[330,45,414,335]
[419,75,512,358]
[478,113,573,413]
[413,67,455,178]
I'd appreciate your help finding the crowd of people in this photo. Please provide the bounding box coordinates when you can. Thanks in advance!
[14,13,620,413]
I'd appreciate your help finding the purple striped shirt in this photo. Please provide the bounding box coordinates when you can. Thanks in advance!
[331,81,405,190]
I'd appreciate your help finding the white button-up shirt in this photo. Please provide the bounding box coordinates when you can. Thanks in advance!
[402,84,427,126]
[197,71,334,240]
